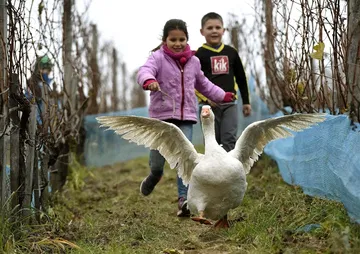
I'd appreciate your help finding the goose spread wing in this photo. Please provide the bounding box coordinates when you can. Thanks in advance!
[96,116,201,184]
[228,113,326,174]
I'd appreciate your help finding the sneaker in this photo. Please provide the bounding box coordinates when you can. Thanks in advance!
[140,174,161,196]
[177,197,191,217]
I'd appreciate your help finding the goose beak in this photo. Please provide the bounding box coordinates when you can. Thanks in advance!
[201,108,211,118]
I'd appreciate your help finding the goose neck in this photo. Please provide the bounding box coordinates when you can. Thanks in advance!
[202,121,216,146]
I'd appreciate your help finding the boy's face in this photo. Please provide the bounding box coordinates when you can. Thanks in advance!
[200,19,225,47]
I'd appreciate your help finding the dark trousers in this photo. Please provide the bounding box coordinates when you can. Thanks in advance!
[199,103,238,152]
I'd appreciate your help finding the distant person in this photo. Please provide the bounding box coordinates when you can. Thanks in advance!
[26,54,54,124]
[195,12,252,152]
[137,18,235,217]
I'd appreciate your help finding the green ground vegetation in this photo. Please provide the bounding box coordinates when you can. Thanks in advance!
[2,149,360,253]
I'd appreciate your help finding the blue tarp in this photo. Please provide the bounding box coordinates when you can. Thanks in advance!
[265,114,360,223]
[85,107,151,166]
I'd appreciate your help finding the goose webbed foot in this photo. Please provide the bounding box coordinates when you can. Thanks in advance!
[191,211,212,225]
[214,214,230,228]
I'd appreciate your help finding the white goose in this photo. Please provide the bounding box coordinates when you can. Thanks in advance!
[97,106,326,228]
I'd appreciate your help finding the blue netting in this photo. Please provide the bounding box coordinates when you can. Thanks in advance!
[264,114,360,223]
[85,107,150,167]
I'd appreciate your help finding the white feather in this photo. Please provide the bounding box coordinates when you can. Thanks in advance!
[228,113,327,174]
[97,116,200,184]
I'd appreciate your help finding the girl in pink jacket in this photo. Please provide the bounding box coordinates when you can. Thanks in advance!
[137,19,234,217]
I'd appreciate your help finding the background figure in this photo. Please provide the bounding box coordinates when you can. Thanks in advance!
[137,19,234,217]
[195,12,251,152]
[25,55,54,124]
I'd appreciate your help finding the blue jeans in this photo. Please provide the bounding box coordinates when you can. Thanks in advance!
[149,121,193,199]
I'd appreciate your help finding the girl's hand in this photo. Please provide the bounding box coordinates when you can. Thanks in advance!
[148,82,160,91]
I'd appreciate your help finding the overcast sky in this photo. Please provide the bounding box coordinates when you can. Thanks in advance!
[82,0,256,73]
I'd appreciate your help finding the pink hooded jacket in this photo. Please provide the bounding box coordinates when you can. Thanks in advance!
[137,46,226,122]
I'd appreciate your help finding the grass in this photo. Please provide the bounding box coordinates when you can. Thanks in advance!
[0,202,80,253]
[0,154,84,254]
[52,147,360,254]
[3,148,359,253]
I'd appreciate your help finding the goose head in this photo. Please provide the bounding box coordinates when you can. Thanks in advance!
[200,105,214,122]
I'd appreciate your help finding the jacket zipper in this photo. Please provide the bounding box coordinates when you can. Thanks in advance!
[179,64,185,120]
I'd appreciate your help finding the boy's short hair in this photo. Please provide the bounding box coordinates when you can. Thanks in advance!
[201,12,224,28]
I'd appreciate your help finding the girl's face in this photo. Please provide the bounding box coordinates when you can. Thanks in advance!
[165,29,187,53]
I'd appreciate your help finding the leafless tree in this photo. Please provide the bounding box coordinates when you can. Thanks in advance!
[130,70,146,108]
[347,0,360,122]
[235,0,352,116]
